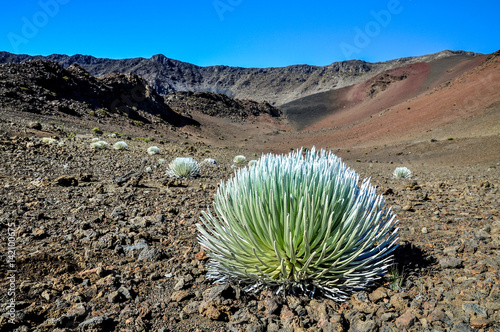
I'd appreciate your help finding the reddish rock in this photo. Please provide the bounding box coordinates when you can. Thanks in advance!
[470,318,491,329]
[395,312,416,329]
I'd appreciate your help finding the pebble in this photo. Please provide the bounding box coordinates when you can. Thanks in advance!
[439,257,463,269]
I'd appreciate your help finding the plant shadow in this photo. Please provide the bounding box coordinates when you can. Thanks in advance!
[393,241,436,275]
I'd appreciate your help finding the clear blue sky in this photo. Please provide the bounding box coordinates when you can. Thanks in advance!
[1,0,499,68]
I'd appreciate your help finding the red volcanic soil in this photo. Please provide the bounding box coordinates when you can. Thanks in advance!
[240,52,500,166]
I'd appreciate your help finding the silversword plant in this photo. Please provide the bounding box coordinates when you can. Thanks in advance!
[248,160,258,167]
[90,141,108,149]
[166,157,200,178]
[202,158,218,167]
[42,137,57,144]
[197,147,398,301]
[147,146,160,155]
[233,155,246,164]
[113,141,128,150]
[393,167,412,179]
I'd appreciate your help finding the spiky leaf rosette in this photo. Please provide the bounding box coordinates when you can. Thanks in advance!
[197,148,398,301]
[166,157,200,178]
[393,167,412,179]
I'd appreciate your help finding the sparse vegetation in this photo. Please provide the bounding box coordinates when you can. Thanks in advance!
[90,141,108,149]
[42,137,57,144]
[147,146,160,155]
[135,137,154,143]
[92,127,103,135]
[97,108,107,117]
[233,155,246,164]
[90,142,102,149]
[97,141,108,149]
[389,265,406,291]
[393,166,412,179]
[113,141,128,150]
[166,157,200,178]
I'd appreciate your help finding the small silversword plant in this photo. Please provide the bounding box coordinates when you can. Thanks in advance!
[113,141,128,150]
[202,158,218,167]
[233,155,246,164]
[166,157,200,178]
[90,141,108,149]
[197,147,398,301]
[393,167,412,179]
[248,160,258,167]
[147,146,160,155]
[42,137,57,144]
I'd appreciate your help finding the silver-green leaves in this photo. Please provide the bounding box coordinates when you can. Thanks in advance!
[197,147,398,300]
[166,157,200,178]
[393,167,412,179]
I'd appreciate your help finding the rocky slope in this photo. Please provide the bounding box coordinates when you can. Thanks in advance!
[0,123,498,331]
[0,59,196,127]
[165,91,282,121]
[0,50,479,106]
[0,60,284,133]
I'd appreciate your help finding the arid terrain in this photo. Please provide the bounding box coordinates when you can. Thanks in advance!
[0,49,499,331]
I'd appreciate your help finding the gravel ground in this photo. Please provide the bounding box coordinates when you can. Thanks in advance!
[0,120,498,332]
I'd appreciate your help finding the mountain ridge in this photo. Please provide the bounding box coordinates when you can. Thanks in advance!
[0,50,479,106]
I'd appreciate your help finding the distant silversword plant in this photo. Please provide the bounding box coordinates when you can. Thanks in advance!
[113,141,128,150]
[97,141,108,148]
[90,141,108,149]
[42,137,57,144]
[202,158,218,167]
[393,167,412,179]
[233,155,246,164]
[248,160,258,167]
[147,146,160,155]
[197,147,399,301]
[166,157,200,178]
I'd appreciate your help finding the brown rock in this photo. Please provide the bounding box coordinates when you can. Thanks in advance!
[195,248,209,260]
[470,318,491,329]
[369,287,388,302]
[306,299,328,322]
[395,312,416,329]
[390,294,407,311]
[171,290,190,302]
